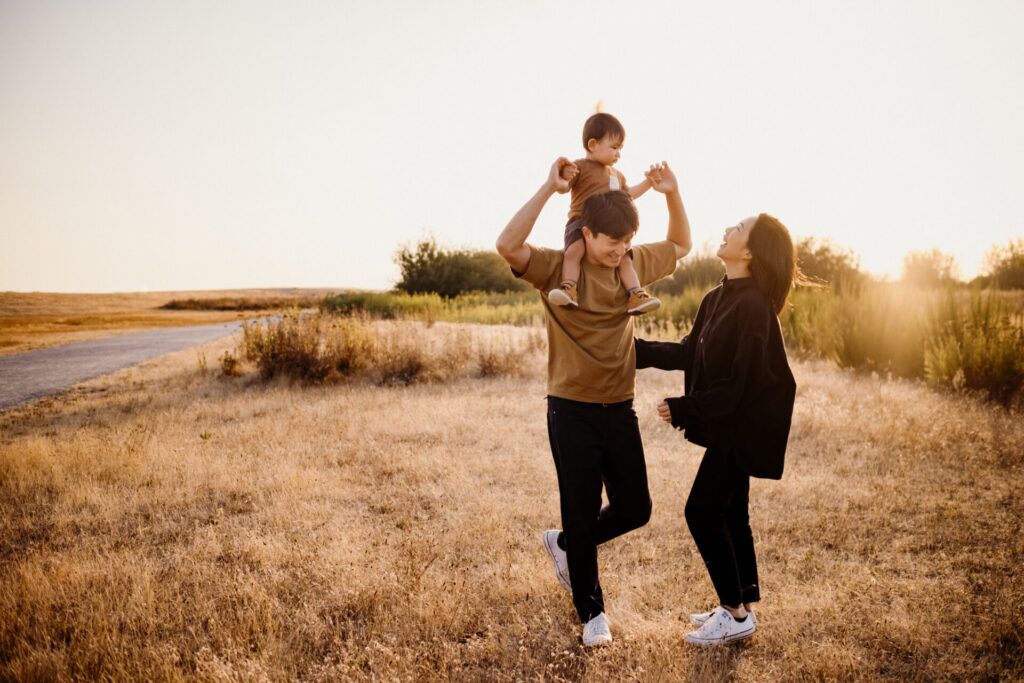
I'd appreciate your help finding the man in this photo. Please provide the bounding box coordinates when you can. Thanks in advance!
[495,157,692,646]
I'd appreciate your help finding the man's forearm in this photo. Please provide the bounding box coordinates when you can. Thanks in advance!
[496,183,555,256]
[665,189,692,256]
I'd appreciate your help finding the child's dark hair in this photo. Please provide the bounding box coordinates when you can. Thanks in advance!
[582,112,626,151]
[581,190,638,240]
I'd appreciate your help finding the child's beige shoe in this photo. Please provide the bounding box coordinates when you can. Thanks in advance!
[548,282,579,308]
[627,288,661,315]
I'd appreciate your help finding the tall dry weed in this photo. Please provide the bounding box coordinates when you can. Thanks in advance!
[240,313,542,386]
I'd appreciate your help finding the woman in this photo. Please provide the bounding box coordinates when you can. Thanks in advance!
[635,213,799,646]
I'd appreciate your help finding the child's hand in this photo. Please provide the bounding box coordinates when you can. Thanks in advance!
[548,157,577,194]
[646,161,678,194]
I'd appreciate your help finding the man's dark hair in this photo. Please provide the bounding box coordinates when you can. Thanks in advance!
[582,112,626,151]
[581,191,638,240]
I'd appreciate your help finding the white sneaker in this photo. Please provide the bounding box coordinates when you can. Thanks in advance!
[582,612,612,647]
[690,606,756,627]
[685,606,755,646]
[542,530,572,593]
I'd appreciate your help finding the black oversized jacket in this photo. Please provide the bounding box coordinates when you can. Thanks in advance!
[635,276,796,479]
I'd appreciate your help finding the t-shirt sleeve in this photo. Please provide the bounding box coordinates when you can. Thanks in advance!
[512,244,562,291]
[630,240,679,286]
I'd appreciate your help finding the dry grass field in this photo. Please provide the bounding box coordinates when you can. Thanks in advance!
[0,289,338,357]
[1,323,1022,681]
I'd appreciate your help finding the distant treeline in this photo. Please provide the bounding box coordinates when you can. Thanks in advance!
[387,236,1024,298]
[314,236,1024,407]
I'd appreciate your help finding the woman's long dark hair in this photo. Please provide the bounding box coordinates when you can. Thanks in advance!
[747,213,801,315]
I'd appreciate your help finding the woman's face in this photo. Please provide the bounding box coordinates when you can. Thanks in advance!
[716,216,757,263]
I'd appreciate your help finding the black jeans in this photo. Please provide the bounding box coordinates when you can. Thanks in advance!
[684,447,761,608]
[546,396,652,623]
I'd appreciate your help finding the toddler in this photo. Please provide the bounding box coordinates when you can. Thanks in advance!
[548,112,661,314]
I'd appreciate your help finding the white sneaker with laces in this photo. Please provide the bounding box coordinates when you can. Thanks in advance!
[582,612,612,647]
[542,530,571,593]
[690,606,756,627]
[685,606,755,646]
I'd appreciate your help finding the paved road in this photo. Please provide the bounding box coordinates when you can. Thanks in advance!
[0,321,245,410]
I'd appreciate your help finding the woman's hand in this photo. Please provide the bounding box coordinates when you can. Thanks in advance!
[645,161,678,195]
[548,157,577,194]
[657,399,674,424]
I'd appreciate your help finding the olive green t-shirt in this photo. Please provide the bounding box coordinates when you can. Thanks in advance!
[515,240,679,403]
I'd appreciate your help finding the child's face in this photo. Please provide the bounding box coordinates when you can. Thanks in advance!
[587,134,623,166]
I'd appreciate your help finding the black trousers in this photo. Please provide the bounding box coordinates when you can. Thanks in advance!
[684,447,761,608]
[546,396,652,623]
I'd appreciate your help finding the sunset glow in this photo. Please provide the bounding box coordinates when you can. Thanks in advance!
[1,1,1021,292]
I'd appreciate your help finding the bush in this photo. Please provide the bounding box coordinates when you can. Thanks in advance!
[322,290,542,326]
[795,237,866,293]
[219,350,242,377]
[651,248,724,295]
[241,313,351,381]
[395,238,528,297]
[980,239,1024,290]
[902,249,961,288]
[238,313,542,385]
[924,290,1024,405]
[321,291,445,321]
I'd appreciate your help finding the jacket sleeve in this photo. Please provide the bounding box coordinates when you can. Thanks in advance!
[635,338,691,371]
[634,295,708,371]
[666,298,771,428]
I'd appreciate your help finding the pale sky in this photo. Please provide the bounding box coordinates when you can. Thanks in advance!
[1,0,1021,292]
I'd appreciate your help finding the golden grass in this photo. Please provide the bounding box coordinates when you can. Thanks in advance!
[1,325,1021,680]
[0,289,341,357]
[237,314,546,384]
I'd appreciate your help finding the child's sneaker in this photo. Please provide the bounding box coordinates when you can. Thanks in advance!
[548,282,579,308]
[627,288,660,315]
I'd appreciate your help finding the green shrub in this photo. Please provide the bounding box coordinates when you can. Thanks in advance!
[795,237,866,293]
[980,239,1024,290]
[902,249,961,288]
[829,284,932,376]
[651,249,724,295]
[321,291,445,321]
[394,238,528,297]
[924,290,1024,405]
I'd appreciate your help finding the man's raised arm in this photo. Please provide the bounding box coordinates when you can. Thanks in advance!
[495,157,576,274]
[647,161,692,259]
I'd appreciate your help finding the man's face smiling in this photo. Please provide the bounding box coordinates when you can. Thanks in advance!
[583,228,632,268]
